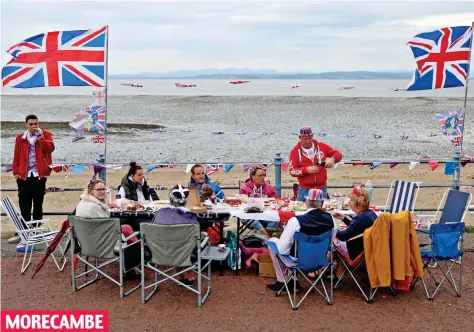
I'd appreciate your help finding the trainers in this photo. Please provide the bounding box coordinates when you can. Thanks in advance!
[123,270,141,281]
[8,236,21,244]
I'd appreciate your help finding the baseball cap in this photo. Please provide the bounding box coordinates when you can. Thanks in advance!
[306,189,325,201]
[169,184,189,204]
[299,126,313,137]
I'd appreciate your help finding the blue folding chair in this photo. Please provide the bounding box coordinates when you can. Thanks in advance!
[266,231,333,310]
[417,189,472,226]
[411,223,465,300]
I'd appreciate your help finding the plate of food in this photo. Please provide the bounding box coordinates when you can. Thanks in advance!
[223,198,242,207]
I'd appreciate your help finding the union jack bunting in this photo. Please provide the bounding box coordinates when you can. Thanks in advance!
[206,164,224,175]
[45,186,64,193]
[93,88,105,105]
[52,164,71,173]
[92,135,105,143]
[2,26,107,88]
[406,26,473,91]
[83,105,106,132]
[436,108,464,137]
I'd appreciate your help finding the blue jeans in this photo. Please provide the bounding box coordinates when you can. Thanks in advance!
[297,186,328,201]
[242,219,279,232]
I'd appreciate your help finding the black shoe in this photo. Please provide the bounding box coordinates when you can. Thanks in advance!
[180,279,196,287]
[267,281,300,292]
[267,281,285,292]
[123,270,141,281]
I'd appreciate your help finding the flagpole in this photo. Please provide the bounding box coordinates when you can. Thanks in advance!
[455,22,474,189]
[103,25,109,183]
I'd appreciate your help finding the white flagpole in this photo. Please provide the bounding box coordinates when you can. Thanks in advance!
[455,22,474,189]
[103,25,109,183]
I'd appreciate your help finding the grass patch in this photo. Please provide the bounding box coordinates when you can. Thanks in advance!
[466,225,474,233]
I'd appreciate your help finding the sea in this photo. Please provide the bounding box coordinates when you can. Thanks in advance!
[1,79,473,164]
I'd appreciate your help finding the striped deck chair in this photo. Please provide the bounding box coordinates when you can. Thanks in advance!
[1,196,65,274]
[384,180,420,213]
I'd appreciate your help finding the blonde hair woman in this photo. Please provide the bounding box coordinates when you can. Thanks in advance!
[75,177,137,243]
[332,186,377,278]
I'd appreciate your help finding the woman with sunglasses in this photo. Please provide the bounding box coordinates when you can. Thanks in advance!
[332,186,377,279]
[239,165,278,237]
[75,178,138,243]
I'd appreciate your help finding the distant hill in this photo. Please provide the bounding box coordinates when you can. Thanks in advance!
[109,68,417,80]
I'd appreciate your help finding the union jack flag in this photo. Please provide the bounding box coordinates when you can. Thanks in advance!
[83,105,106,132]
[92,135,105,143]
[451,137,462,146]
[206,164,224,175]
[436,108,464,137]
[406,26,473,91]
[93,88,105,105]
[2,26,107,88]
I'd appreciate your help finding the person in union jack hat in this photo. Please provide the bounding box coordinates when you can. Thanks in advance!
[288,125,342,201]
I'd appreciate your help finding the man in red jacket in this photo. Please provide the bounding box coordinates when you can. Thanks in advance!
[10,115,55,243]
[288,126,342,201]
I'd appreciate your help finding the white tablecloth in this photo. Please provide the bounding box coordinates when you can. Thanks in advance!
[212,207,305,222]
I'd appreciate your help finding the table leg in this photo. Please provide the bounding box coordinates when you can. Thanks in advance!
[219,221,224,276]
[236,218,240,275]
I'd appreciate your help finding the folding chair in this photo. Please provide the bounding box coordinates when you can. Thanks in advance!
[411,222,465,300]
[1,196,65,274]
[384,180,420,213]
[417,189,472,226]
[69,216,141,298]
[333,243,378,303]
[266,231,333,310]
[140,223,230,306]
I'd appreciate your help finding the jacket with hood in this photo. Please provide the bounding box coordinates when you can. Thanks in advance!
[13,130,55,180]
[189,175,225,200]
[119,175,159,202]
[288,139,342,189]
[75,194,110,219]
[239,178,277,198]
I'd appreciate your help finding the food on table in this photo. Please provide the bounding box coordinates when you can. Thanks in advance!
[223,198,242,207]
[332,192,345,198]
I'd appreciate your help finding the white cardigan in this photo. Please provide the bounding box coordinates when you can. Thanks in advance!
[75,194,110,218]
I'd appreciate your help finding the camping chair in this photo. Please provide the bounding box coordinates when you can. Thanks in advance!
[384,180,420,213]
[69,216,142,298]
[265,231,334,310]
[417,189,472,227]
[140,223,230,306]
[411,222,465,300]
[1,196,65,274]
[333,240,378,303]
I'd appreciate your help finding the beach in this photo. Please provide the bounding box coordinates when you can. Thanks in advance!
[1,163,473,234]
[1,94,472,163]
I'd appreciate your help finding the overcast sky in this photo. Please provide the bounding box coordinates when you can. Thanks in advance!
[1,0,473,74]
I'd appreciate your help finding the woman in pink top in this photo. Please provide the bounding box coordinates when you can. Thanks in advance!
[239,165,278,238]
[239,165,277,198]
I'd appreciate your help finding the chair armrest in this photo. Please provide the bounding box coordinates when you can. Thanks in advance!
[347,233,364,241]
[415,229,430,234]
[200,236,209,249]
[25,219,50,225]
[122,231,140,243]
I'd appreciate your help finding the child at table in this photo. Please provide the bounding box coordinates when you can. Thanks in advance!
[332,187,377,279]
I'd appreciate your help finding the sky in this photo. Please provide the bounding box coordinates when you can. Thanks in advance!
[1,0,474,74]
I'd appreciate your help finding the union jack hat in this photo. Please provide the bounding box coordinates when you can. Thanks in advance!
[170,184,189,204]
[306,189,324,201]
[299,126,313,137]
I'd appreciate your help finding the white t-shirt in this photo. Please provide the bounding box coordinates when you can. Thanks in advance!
[302,145,316,160]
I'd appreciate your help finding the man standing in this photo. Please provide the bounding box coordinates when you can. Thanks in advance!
[288,126,342,201]
[10,115,55,243]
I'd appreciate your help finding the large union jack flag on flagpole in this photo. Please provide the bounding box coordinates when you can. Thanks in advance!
[2,26,107,88]
[406,26,473,91]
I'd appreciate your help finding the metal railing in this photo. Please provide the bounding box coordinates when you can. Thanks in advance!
[2,152,473,217]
